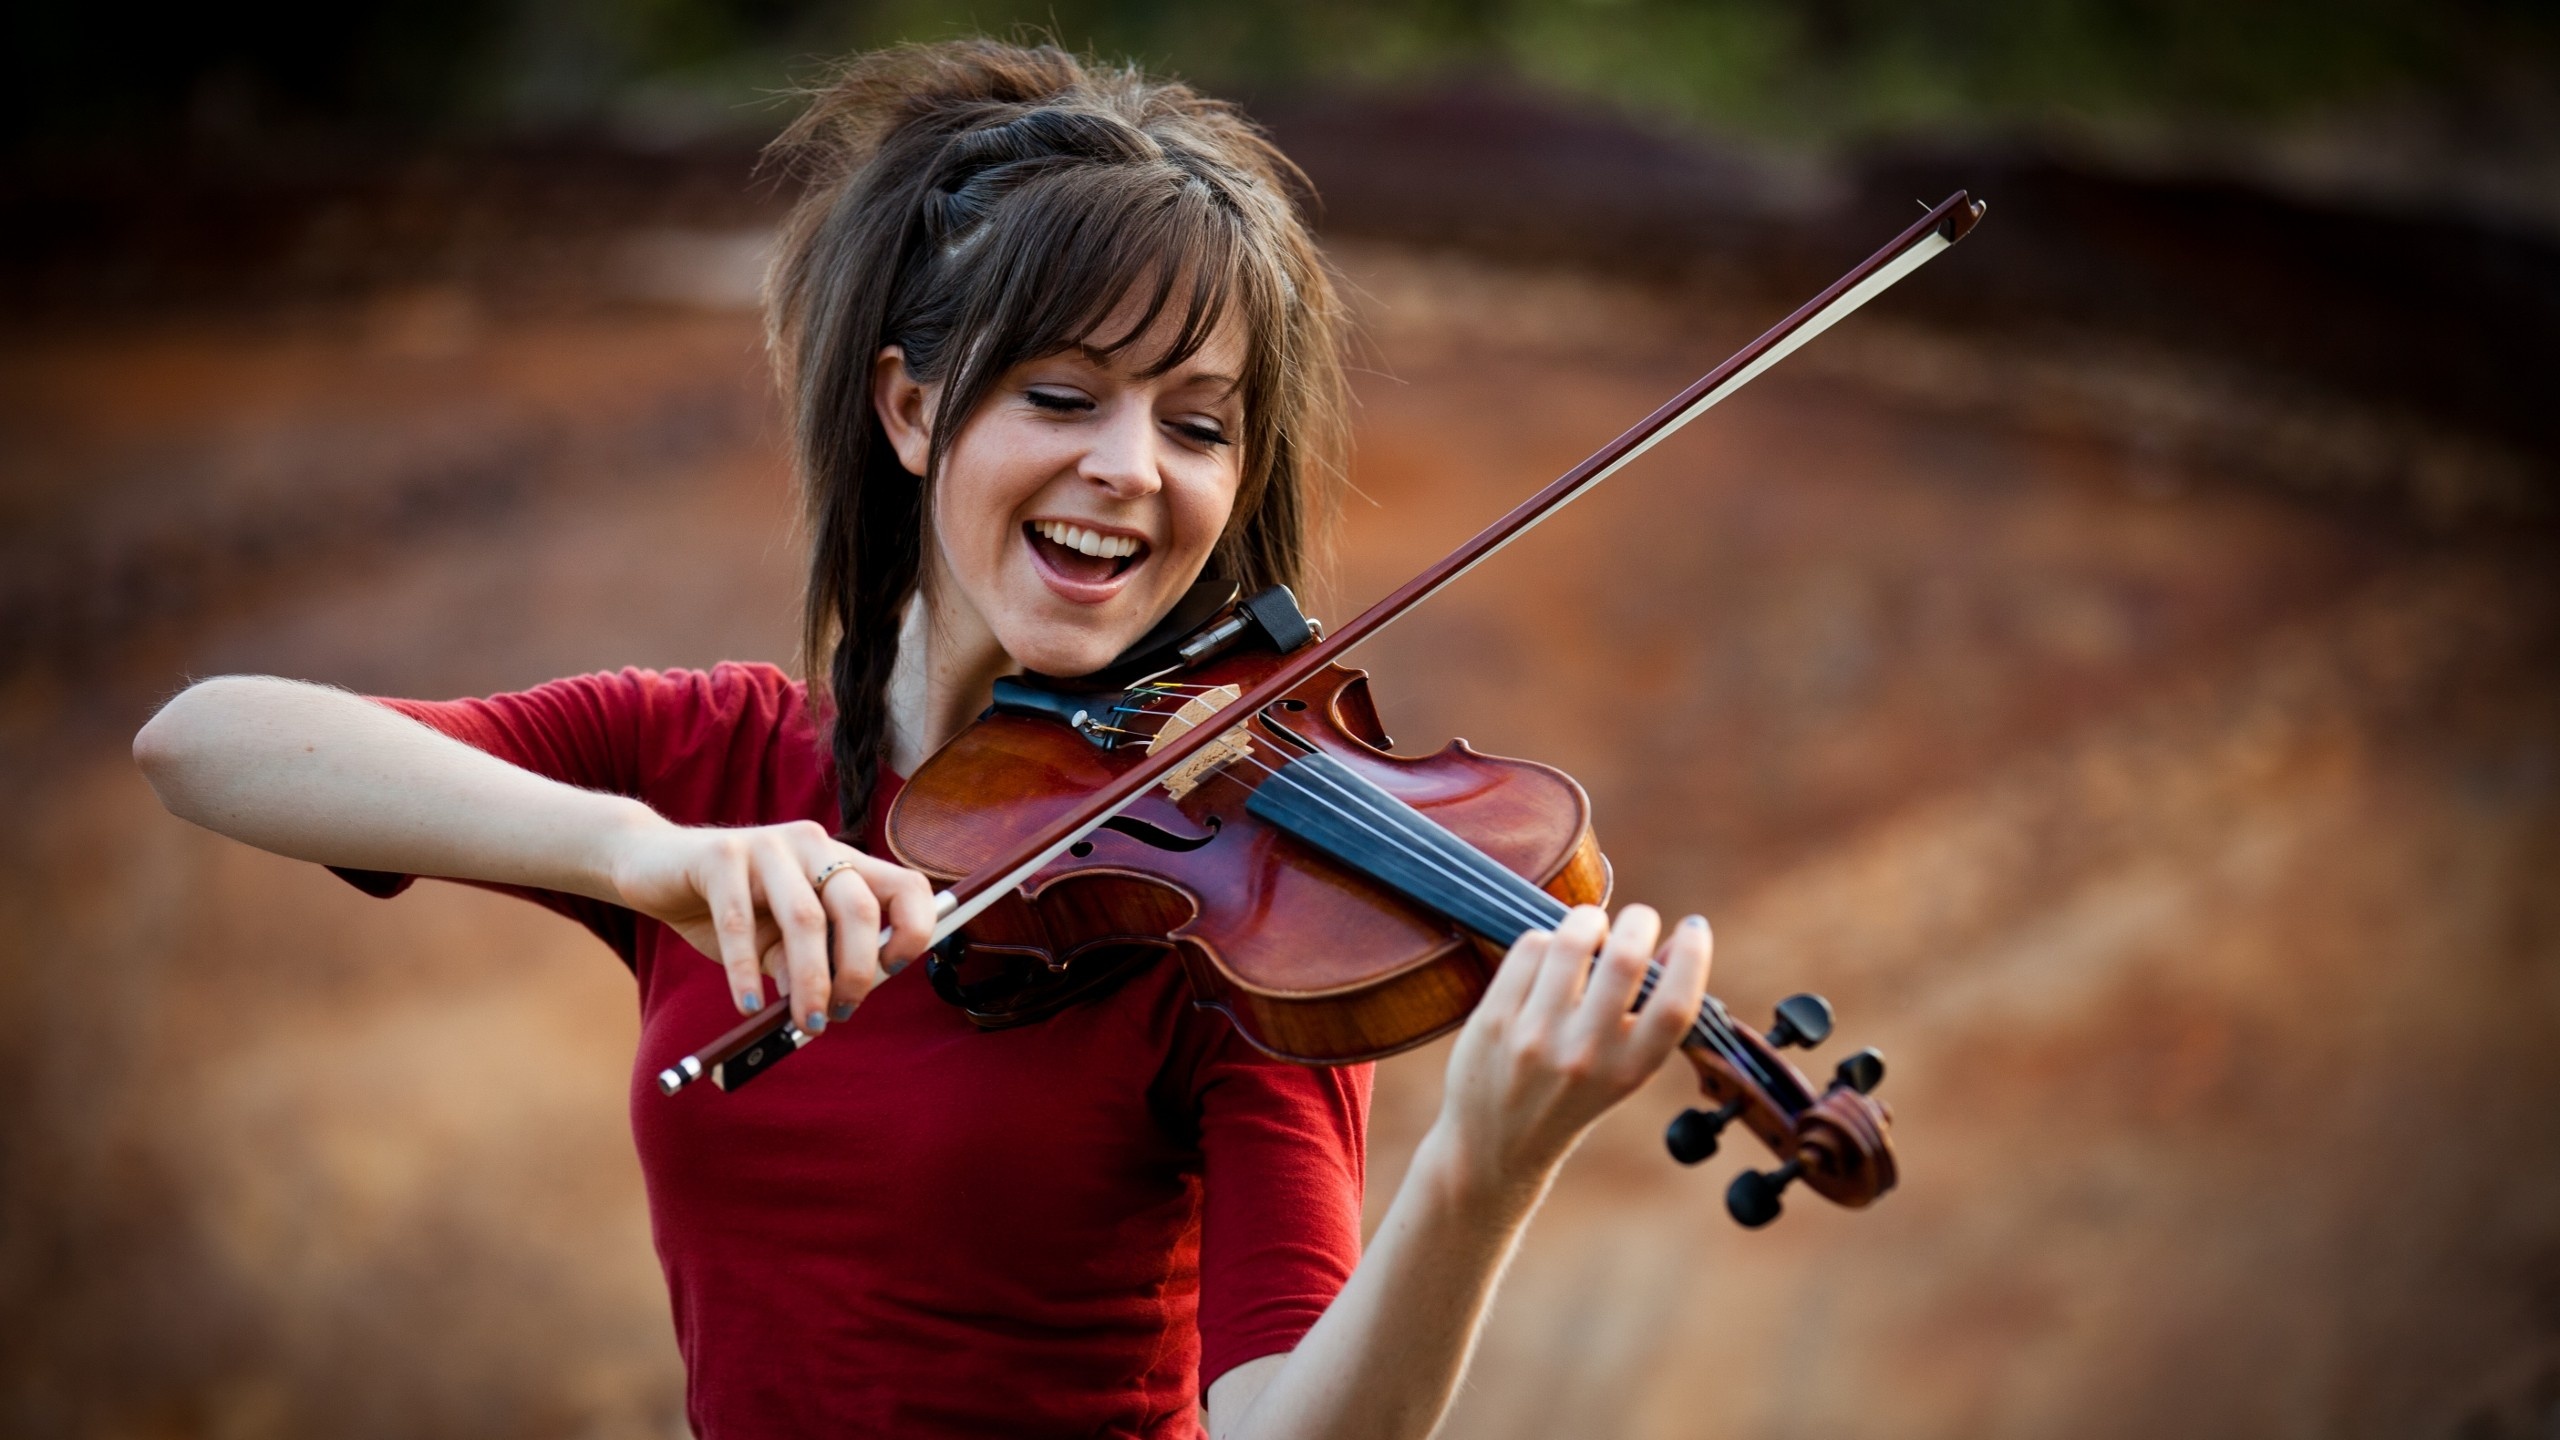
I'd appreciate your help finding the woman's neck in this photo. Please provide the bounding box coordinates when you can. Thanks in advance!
[884,583,1017,778]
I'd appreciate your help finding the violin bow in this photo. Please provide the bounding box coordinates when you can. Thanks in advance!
[659,189,1986,1096]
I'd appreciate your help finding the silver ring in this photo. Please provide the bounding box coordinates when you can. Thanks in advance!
[810,857,861,892]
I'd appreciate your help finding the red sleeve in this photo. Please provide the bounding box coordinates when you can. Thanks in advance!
[377,670,649,797]
[1190,1037,1373,1387]
[328,670,655,962]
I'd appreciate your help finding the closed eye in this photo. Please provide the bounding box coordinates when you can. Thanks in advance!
[1024,387,1092,414]
[1169,419,1230,447]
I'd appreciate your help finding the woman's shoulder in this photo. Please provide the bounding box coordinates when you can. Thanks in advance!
[550,661,830,825]
[623,660,811,721]
[501,660,807,752]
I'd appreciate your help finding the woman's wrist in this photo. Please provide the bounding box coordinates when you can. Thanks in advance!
[1407,1116,1554,1238]
[578,796,678,906]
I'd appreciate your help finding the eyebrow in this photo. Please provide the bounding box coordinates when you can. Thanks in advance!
[1071,344,1240,396]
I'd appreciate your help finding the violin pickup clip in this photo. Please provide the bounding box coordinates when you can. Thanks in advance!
[1176,585,1316,668]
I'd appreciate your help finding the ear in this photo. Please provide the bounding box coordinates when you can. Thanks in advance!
[872,346,935,479]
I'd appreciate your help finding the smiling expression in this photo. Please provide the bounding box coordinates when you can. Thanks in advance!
[876,297,1249,679]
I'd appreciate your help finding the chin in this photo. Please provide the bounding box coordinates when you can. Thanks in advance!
[1002,621,1135,680]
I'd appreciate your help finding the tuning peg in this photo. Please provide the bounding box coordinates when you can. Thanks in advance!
[1664,1098,1744,1165]
[1727,1157,1803,1228]
[1832,1046,1885,1094]
[1766,993,1835,1049]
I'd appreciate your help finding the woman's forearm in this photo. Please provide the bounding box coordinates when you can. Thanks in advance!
[133,675,665,902]
[1210,1123,1545,1440]
[1211,909,1713,1440]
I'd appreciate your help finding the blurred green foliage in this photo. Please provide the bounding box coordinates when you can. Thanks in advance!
[7,0,2556,153]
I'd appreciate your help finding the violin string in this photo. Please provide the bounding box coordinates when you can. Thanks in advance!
[1128,700,1755,1075]
[1105,694,1765,1082]
[1281,761,1759,1080]
[1237,747,1768,1085]
[1079,686,1763,1079]
[1173,736,1557,939]
[1280,753,1761,1076]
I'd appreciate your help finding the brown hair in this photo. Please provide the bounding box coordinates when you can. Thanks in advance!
[764,39,1350,832]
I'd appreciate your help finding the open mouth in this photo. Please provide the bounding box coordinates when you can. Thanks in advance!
[1025,519,1150,592]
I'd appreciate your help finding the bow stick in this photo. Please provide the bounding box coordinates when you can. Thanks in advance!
[657,189,1986,1096]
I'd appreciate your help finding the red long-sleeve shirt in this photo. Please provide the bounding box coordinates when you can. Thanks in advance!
[337,662,1371,1437]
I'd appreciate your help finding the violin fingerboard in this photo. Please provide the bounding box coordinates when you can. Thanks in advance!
[1246,749,1566,947]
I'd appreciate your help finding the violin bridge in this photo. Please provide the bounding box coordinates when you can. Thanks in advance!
[1148,684,1250,800]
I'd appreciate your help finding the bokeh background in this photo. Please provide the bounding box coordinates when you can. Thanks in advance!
[7,2,2560,1436]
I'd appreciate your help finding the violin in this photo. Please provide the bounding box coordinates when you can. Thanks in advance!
[657,191,1986,1229]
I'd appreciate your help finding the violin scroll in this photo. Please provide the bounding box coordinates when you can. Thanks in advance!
[1670,992,1898,1228]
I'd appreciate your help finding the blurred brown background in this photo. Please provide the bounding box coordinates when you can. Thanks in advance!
[5,2,2559,1436]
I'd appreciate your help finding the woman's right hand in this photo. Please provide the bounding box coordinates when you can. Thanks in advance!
[605,818,939,1033]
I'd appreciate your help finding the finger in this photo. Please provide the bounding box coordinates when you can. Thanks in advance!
[706,843,768,1016]
[868,859,937,975]
[1476,924,1549,1023]
[790,826,932,980]
[1574,903,1661,1032]
[1523,905,1608,1020]
[753,841,835,1034]
[817,861,886,1020]
[818,851,932,977]
[785,829,882,1011]
[1627,914,1713,1065]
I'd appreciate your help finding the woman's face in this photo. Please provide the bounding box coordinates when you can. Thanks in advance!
[877,299,1248,678]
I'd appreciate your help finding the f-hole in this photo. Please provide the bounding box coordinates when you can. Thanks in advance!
[1098,814,1222,853]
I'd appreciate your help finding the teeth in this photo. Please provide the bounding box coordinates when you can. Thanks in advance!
[1033,520,1141,560]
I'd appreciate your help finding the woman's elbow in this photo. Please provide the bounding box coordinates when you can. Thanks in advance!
[133,675,262,800]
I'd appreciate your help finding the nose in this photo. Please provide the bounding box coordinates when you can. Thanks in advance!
[1077,398,1162,500]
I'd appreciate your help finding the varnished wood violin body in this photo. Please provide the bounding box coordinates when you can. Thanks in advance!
[888,638,1895,1227]
[889,652,1608,1062]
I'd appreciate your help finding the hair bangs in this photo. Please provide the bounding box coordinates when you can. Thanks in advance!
[926,165,1265,465]
[1085,199,1246,382]
[1026,164,1249,379]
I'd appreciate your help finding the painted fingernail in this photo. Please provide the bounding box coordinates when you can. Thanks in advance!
[1681,914,1707,931]
[830,1002,855,1022]
[739,989,764,1014]
[804,1012,826,1035]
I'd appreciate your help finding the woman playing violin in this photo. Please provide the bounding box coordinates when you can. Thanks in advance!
[132,40,1713,1439]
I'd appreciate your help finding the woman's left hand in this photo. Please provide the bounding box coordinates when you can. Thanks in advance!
[1424,904,1713,1208]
